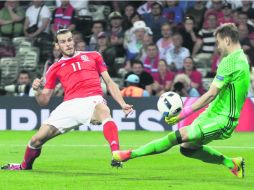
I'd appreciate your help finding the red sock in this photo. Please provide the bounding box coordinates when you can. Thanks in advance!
[21,146,41,169]
[103,120,119,152]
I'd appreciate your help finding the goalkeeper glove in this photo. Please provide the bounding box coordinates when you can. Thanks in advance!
[164,106,194,125]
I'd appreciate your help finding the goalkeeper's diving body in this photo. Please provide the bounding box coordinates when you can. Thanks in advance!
[113,23,250,178]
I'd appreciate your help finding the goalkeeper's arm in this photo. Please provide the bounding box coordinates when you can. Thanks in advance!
[191,83,220,112]
[165,84,220,125]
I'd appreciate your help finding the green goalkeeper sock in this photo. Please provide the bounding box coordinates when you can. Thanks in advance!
[180,145,234,169]
[131,131,180,159]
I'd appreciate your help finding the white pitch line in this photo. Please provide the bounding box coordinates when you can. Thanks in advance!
[0,144,254,149]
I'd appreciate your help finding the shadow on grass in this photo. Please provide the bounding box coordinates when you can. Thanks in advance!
[32,170,115,177]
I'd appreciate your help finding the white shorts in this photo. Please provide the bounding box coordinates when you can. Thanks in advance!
[43,96,105,133]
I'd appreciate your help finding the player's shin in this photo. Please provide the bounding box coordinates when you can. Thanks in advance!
[131,131,182,158]
[21,142,41,170]
[182,125,234,168]
[102,118,119,152]
[180,145,234,168]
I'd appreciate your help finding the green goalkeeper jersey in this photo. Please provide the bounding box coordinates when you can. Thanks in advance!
[207,49,250,119]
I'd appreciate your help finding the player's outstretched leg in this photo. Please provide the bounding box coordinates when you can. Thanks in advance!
[230,157,245,178]
[113,123,203,162]
[180,144,245,178]
[102,118,119,152]
[113,130,183,162]
[93,103,122,168]
[102,118,122,168]
[1,125,60,170]
[1,144,41,170]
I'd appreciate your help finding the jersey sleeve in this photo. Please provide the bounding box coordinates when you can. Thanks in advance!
[44,65,57,89]
[95,52,108,74]
[212,58,233,89]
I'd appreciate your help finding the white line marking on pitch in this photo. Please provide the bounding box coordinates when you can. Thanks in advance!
[0,144,254,149]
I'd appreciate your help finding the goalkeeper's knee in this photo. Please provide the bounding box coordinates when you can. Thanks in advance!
[180,146,197,157]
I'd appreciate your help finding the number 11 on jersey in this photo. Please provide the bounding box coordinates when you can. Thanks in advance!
[71,62,81,72]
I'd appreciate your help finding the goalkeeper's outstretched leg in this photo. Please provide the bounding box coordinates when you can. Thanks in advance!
[180,142,245,178]
[113,124,202,161]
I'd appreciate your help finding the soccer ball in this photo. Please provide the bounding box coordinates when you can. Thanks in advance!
[157,91,183,117]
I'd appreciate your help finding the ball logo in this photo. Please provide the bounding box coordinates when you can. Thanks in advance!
[164,99,172,110]
[172,107,182,115]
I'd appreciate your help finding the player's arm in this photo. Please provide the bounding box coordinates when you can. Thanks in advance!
[32,78,54,106]
[191,83,220,111]
[101,71,133,116]
[166,58,230,125]
[165,84,220,125]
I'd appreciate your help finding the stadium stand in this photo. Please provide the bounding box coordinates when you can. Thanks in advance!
[0,0,253,97]
[0,57,19,85]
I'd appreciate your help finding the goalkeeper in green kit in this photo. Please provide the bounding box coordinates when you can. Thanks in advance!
[113,23,250,178]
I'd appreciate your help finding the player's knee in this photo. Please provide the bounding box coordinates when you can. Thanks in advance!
[178,128,188,142]
[95,104,111,120]
[180,146,196,157]
[182,124,203,142]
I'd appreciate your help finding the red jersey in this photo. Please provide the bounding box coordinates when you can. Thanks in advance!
[179,70,205,94]
[44,51,107,101]
[152,71,175,87]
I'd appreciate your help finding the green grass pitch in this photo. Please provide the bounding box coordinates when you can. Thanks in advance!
[0,131,253,190]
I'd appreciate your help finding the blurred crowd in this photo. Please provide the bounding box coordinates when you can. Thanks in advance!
[0,0,254,97]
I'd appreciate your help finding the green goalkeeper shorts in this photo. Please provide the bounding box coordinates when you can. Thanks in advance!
[188,111,238,144]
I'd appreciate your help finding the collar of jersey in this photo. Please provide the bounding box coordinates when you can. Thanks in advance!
[60,51,82,61]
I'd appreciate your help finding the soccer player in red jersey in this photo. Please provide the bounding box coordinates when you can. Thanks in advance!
[1,29,133,170]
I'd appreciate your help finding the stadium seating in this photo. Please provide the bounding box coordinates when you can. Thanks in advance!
[19,51,39,71]
[0,37,11,44]
[12,37,30,47]
[0,57,19,85]
[0,37,15,58]
[18,41,32,49]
